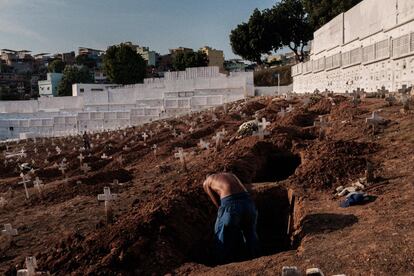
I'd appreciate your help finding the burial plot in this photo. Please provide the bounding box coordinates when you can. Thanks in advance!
[97,187,118,224]
[0,196,6,208]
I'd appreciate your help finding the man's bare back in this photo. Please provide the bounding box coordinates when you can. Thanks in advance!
[203,173,248,208]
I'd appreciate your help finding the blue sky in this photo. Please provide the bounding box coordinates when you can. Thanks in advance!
[0,0,277,59]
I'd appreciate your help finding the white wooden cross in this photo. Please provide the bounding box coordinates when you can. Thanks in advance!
[0,197,6,208]
[152,144,157,156]
[123,145,130,151]
[97,187,118,223]
[142,132,148,142]
[258,118,271,130]
[18,173,31,200]
[80,163,91,174]
[314,115,330,138]
[55,146,61,155]
[212,132,223,150]
[2,223,18,236]
[101,153,111,160]
[198,139,210,150]
[77,153,84,165]
[34,148,38,154]
[174,148,188,171]
[189,127,194,133]
[212,114,218,122]
[286,104,294,113]
[33,177,44,196]
[58,162,67,176]
[17,256,38,276]
[172,129,178,138]
[366,111,384,133]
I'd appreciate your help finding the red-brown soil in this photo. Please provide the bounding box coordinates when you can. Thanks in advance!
[1,95,414,275]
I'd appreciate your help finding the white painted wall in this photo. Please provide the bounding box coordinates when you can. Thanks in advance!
[293,0,414,93]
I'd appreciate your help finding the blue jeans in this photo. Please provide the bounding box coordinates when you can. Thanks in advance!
[214,192,260,263]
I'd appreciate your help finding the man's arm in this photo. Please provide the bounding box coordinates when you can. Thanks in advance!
[203,178,220,208]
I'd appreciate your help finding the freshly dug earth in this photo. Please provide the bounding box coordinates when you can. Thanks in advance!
[1,95,414,275]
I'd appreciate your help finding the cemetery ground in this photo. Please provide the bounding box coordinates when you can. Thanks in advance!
[1,94,414,275]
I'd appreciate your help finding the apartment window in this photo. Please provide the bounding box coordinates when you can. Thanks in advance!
[91,88,103,91]
[80,88,84,92]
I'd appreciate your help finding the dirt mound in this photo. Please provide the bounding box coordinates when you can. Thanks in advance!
[294,140,378,190]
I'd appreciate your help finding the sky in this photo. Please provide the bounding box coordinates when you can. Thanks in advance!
[0,0,277,59]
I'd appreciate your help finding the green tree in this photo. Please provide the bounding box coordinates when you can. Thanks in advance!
[230,9,279,64]
[57,66,93,96]
[303,0,362,31]
[75,54,97,69]
[266,0,313,62]
[103,43,147,84]
[172,51,208,71]
[48,59,66,73]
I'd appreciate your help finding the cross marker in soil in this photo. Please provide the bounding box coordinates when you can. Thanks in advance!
[77,153,84,165]
[18,173,31,200]
[174,148,188,171]
[152,144,157,156]
[212,132,223,151]
[97,187,118,224]
[198,139,210,150]
[314,115,330,139]
[17,256,38,276]
[33,177,44,197]
[286,104,294,113]
[0,197,6,208]
[2,223,18,236]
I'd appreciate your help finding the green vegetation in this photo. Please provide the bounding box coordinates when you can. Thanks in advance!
[48,59,66,73]
[254,65,292,87]
[230,0,362,64]
[303,0,363,31]
[57,66,93,96]
[103,43,147,85]
[172,51,208,71]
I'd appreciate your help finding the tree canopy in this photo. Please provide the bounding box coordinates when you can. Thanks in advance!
[57,66,93,96]
[48,59,66,73]
[103,43,147,84]
[75,54,97,69]
[303,0,363,31]
[230,9,280,64]
[172,51,208,71]
[230,0,362,63]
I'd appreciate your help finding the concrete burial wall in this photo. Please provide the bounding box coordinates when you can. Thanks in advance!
[0,67,254,140]
[292,0,414,93]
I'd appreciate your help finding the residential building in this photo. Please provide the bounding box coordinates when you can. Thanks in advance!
[136,46,158,67]
[94,70,108,84]
[78,47,105,59]
[199,46,225,71]
[38,73,63,97]
[54,51,75,65]
[72,83,120,96]
[169,47,193,57]
[0,49,34,73]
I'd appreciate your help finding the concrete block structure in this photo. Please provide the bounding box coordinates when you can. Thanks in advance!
[0,67,254,140]
[292,0,414,93]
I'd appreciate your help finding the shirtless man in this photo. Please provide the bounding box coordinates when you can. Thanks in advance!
[203,173,260,263]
